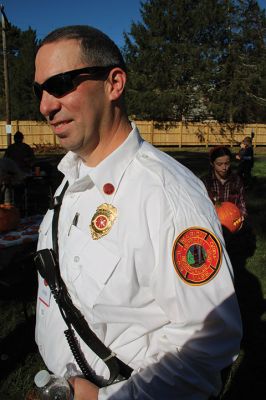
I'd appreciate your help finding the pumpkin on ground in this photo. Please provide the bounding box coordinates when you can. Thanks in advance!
[215,201,242,233]
[0,204,20,232]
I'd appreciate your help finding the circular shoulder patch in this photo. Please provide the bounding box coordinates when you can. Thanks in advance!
[172,227,222,285]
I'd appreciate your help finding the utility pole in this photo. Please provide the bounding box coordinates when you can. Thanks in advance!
[0,4,11,146]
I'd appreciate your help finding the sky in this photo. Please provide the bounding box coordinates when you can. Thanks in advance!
[0,0,265,49]
[0,0,142,48]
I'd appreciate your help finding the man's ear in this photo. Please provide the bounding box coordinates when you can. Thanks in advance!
[105,68,126,101]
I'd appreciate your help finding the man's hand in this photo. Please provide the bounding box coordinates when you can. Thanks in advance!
[68,376,99,400]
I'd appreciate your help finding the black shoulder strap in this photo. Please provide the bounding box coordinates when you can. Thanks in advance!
[48,180,132,384]
[50,181,69,256]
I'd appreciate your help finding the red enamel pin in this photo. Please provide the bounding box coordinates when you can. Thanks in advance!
[172,227,222,285]
[103,183,115,195]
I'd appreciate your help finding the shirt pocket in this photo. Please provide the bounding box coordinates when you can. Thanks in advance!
[63,225,120,309]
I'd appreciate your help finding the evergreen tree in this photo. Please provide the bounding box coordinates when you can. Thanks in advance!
[208,0,266,123]
[0,25,40,120]
[123,0,208,120]
[10,28,41,120]
[124,0,266,122]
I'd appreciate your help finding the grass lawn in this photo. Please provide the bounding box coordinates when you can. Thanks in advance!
[0,147,265,399]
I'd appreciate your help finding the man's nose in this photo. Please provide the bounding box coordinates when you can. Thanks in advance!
[39,90,61,118]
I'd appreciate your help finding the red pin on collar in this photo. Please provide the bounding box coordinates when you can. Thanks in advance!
[103,183,115,195]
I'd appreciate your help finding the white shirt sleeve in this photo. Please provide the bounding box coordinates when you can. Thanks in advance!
[98,181,242,400]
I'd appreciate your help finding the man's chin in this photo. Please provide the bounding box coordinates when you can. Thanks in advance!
[58,137,72,149]
[58,139,81,154]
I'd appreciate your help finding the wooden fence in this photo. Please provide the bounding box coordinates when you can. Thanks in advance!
[0,120,266,149]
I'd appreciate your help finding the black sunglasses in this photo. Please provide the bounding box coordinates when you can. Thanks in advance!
[33,65,119,101]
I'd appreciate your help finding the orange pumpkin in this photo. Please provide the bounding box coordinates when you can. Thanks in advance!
[0,204,20,232]
[215,201,242,233]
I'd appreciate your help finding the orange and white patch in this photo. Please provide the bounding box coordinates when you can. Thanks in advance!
[172,227,222,285]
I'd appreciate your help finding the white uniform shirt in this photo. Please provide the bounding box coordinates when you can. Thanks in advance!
[36,124,242,399]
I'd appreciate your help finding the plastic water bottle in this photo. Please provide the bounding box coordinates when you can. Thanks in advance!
[34,370,73,399]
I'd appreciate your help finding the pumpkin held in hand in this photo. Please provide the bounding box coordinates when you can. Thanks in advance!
[0,204,20,232]
[215,201,242,233]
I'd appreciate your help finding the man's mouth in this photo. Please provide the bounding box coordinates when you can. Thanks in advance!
[54,121,67,128]
[51,120,72,134]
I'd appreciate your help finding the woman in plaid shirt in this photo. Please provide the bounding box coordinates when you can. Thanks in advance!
[202,146,247,219]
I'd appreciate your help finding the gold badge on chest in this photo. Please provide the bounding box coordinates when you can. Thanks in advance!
[90,203,117,240]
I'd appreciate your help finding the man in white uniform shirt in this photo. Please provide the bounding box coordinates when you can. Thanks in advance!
[34,25,242,400]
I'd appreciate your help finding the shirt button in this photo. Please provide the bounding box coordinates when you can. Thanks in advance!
[74,256,80,262]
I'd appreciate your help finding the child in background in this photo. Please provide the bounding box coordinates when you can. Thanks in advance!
[202,146,255,284]
[236,136,254,188]
[202,146,247,220]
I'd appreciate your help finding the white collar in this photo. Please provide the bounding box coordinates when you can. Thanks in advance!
[58,122,143,200]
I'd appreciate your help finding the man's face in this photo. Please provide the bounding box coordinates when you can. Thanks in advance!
[212,155,231,180]
[34,39,108,159]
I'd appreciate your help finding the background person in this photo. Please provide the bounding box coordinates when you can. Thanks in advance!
[34,25,242,400]
[4,130,35,175]
[202,146,256,292]
[0,158,25,206]
[4,131,36,213]
[202,146,247,221]
[236,136,254,188]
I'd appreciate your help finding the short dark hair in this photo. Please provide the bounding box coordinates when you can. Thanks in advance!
[209,146,232,163]
[14,130,24,143]
[242,136,252,146]
[39,25,126,72]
